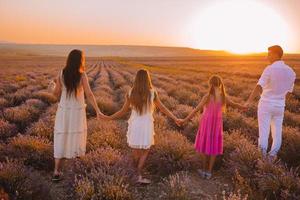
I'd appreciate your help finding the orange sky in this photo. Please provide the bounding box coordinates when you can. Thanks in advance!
[1,0,300,53]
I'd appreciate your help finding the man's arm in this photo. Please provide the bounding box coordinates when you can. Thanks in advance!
[245,67,270,107]
[245,84,262,106]
[286,72,296,99]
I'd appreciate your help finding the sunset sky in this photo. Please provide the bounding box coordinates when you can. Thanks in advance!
[1,0,300,53]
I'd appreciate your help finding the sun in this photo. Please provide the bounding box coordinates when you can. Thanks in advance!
[185,0,290,54]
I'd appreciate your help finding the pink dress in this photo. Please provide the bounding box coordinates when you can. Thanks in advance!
[194,101,223,155]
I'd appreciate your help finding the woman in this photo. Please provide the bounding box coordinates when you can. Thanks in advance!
[51,49,106,182]
[107,69,180,184]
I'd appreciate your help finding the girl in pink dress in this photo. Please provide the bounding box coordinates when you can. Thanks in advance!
[180,75,245,179]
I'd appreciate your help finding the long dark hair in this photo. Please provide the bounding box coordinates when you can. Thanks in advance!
[129,69,153,115]
[63,49,85,98]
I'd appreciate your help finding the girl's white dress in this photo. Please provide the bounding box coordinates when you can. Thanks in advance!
[53,71,87,158]
[127,88,156,149]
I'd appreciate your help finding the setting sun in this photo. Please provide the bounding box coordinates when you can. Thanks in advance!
[186,0,290,54]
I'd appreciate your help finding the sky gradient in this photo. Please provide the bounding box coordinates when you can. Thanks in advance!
[1,0,300,53]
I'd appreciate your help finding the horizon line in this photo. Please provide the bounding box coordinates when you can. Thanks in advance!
[1,41,299,55]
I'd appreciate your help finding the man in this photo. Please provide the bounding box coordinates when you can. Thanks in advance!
[245,45,296,159]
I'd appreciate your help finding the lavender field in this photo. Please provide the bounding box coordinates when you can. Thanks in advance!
[0,55,299,200]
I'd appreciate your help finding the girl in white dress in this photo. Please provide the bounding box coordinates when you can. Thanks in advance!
[51,49,106,182]
[108,69,180,184]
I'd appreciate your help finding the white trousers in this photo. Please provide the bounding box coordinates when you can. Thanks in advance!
[257,101,284,156]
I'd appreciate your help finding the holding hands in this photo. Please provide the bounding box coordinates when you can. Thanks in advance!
[243,101,251,110]
[96,111,110,120]
[174,118,186,127]
[48,80,56,92]
[173,96,249,128]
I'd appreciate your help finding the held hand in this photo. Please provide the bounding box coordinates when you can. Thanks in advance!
[175,118,185,127]
[240,105,248,112]
[48,80,56,91]
[104,115,112,120]
[96,112,101,120]
[237,102,248,111]
[96,112,110,120]
[180,119,187,126]
[244,101,250,108]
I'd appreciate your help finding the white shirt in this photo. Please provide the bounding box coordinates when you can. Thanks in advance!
[258,60,296,107]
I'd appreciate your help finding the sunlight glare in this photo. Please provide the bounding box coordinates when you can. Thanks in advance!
[186,0,290,54]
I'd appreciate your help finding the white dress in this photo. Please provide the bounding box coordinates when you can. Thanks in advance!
[53,71,87,159]
[127,89,156,149]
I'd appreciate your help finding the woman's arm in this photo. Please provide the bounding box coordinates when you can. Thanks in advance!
[109,94,130,119]
[82,73,106,119]
[154,92,178,121]
[183,94,208,122]
[226,96,246,110]
[52,74,62,100]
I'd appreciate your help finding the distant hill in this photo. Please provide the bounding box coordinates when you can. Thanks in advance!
[0,43,231,57]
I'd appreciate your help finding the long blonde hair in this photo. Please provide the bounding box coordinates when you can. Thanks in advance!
[205,75,227,112]
[129,69,154,115]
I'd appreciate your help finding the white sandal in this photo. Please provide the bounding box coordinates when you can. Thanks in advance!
[205,172,212,180]
[197,169,206,178]
[52,172,63,182]
[137,176,151,184]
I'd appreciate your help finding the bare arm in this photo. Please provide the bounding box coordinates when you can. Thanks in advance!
[154,92,177,121]
[183,95,207,122]
[52,75,62,100]
[82,73,103,117]
[109,94,130,119]
[245,84,262,105]
[226,96,246,110]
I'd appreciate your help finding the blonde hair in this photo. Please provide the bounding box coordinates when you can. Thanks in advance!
[204,75,227,112]
[129,69,154,115]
